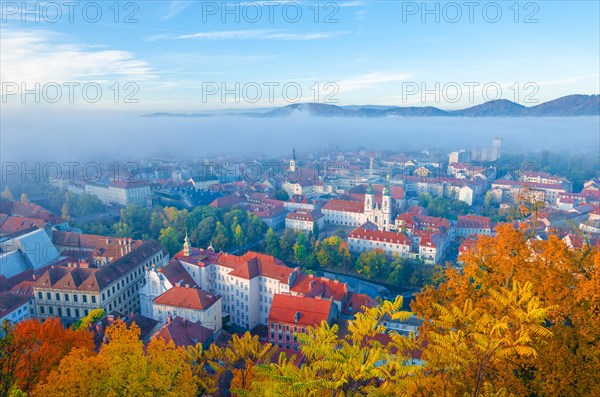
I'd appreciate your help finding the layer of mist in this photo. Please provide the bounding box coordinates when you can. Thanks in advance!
[1,113,598,163]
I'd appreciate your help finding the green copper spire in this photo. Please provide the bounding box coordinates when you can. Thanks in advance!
[383,175,391,196]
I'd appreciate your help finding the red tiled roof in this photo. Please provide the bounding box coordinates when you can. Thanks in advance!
[322,200,364,213]
[396,213,450,230]
[9,280,36,296]
[456,215,492,230]
[108,180,150,189]
[268,294,333,327]
[342,292,376,316]
[458,235,478,254]
[348,227,411,245]
[286,210,322,222]
[208,194,243,209]
[0,201,63,224]
[348,184,405,200]
[154,316,213,348]
[0,216,47,235]
[34,240,164,292]
[0,291,30,318]
[160,259,198,288]
[154,285,219,311]
[226,252,294,283]
[290,274,347,301]
[52,231,143,263]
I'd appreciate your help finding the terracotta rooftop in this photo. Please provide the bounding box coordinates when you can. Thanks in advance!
[108,180,150,189]
[0,201,64,225]
[456,215,492,230]
[0,291,31,318]
[154,316,213,348]
[0,216,48,235]
[160,259,199,288]
[322,199,364,213]
[290,274,347,301]
[154,285,220,311]
[348,227,411,245]
[342,292,377,316]
[268,294,333,327]
[34,240,164,292]
[217,251,295,283]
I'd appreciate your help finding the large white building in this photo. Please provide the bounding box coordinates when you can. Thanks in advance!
[139,236,374,332]
[348,226,411,258]
[322,183,393,231]
[285,210,325,232]
[152,285,222,331]
[33,240,167,326]
[84,180,151,206]
[491,179,567,205]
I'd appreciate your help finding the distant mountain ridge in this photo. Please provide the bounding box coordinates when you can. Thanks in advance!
[143,94,600,118]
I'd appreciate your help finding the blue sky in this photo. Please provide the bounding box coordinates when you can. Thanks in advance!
[1,0,599,111]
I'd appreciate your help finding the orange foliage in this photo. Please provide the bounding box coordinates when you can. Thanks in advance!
[0,317,94,395]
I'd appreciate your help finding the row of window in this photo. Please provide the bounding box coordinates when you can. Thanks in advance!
[38,291,97,304]
[270,323,306,333]
[39,306,88,318]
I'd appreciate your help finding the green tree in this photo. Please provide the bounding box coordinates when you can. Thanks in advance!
[76,194,105,216]
[279,228,297,261]
[265,228,281,258]
[234,224,245,247]
[211,221,230,250]
[356,248,388,279]
[149,208,166,238]
[312,222,320,240]
[192,216,217,247]
[112,221,133,238]
[293,232,310,264]
[273,189,289,201]
[120,204,151,238]
[314,236,351,269]
[158,227,182,255]
[72,309,106,331]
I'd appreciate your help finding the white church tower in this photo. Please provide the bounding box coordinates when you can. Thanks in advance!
[183,231,191,256]
[381,175,392,231]
[290,148,297,173]
[139,267,173,318]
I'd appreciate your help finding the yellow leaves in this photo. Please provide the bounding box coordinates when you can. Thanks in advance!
[32,320,197,397]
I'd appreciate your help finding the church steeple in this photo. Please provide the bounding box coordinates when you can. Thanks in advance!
[383,175,391,196]
[290,148,297,172]
[183,231,191,256]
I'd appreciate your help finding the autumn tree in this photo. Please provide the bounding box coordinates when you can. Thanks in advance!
[411,224,600,396]
[1,318,94,395]
[72,308,106,331]
[356,248,388,278]
[314,236,352,269]
[33,320,196,397]
[222,333,278,396]
[251,296,418,396]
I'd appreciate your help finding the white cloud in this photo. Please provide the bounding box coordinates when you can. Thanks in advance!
[0,29,156,86]
[148,29,345,41]
[163,0,192,19]
[337,72,414,93]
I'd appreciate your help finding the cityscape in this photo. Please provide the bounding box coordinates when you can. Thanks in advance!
[1,1,599,396]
